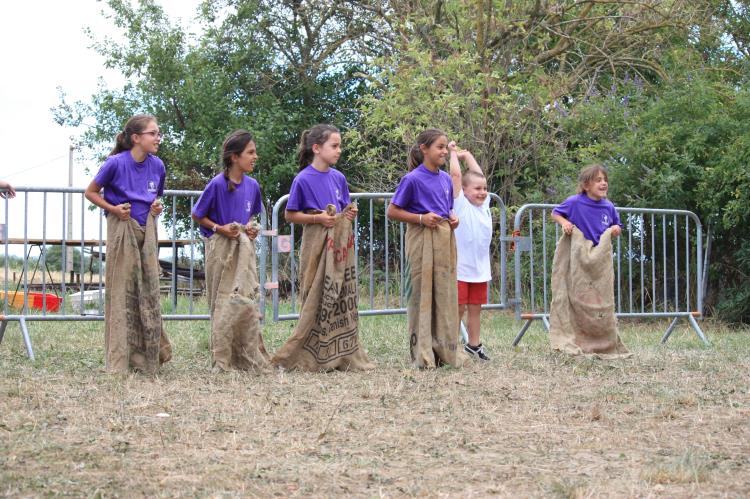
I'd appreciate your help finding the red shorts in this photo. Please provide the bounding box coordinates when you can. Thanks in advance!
[457,280,488,305]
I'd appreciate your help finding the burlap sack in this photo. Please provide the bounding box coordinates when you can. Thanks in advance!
[272,204,374,372]
[405,221,468,368]
[205,224,271,371]
[104,213,172,374]
[549,227,631,358]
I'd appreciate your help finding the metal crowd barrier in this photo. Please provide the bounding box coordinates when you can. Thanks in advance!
[2,187,710,360]
[0,186,270,360]
[510,204,708,345]
[268,192,510,322]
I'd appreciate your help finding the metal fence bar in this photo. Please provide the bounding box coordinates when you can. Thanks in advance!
[616,230,622,313]
[542,211,548,314]
[98,207,104,315]
[651,213,656,314]
[3,195,8,316]
[497,192,508,305]
[369,198,374,309]
[79,193,86,314]
[673,213,679,312]
[258,206,267,321]
[41,192,47,315]
[640,215,645,313]
[22,193,28,313]
[662,214,667,313]
[61,192,68,303]
[270,198,280,320]
[399,222,404,309]
[352,204,359,286]
[189,197,195,316]
[685,217,690,316]
[628,215,633,314]
[529,210,535,313]
[384,200,389,308]
[290,221,296,314]
[171,196,178,312]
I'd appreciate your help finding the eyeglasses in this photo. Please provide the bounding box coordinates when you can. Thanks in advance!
[139,130,163,139]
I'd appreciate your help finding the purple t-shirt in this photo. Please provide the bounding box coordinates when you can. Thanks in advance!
[552,193,621,246]
[93,151,166,226]
[390,165,454,219]
[286,165,350,213]
[192,173,263,238]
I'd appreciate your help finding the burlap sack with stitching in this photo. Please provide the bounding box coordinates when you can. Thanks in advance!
[405,221,468,368]
[549,227,630,358]
[104,213,172,374]
[205,226,271,371]
[272,204,374,372]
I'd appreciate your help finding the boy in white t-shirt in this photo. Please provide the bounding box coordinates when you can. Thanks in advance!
[449,142,492,361]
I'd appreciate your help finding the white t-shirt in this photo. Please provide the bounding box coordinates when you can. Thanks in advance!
[454,190,492,282]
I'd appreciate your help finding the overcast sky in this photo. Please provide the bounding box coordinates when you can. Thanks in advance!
[0,1,201,247]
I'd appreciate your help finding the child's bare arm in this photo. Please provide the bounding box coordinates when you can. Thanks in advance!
[191,214,242,239]
[85,180,130,220]
[387,204,443,228]
[458,150,482,175]
[284,209,336,227]
[551,212,574,235]
[448,141,462,199]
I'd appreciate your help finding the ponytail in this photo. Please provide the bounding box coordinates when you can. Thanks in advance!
[221,129,255,192]
[408,144,424,170]
[297,129,313,171]
[297,124,340,171]
[408,128,448,171]
[109,114,158,156]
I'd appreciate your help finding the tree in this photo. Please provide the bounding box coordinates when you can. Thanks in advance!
[349,0,713,205]
[53,0,386,231]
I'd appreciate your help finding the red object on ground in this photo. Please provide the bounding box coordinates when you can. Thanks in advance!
[28,293,61,312]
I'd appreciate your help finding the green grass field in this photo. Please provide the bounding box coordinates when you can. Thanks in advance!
[1,305,749,497]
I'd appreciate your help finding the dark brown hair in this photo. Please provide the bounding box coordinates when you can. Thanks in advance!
[222,130,255,192]
[408,128,448,170]
[297,124,340,171]
[577,163,609,194]
[109,114,157,156]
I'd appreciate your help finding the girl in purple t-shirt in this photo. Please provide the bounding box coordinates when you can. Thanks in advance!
[272,124,372,371]
[551,163,622,245]
[387,129,459,228]
[284,124,357,226]
[85,114,165,225]
[387,129,463,368]
[85,114,170,372]
[191,130,262,240]
[192,130,270,371]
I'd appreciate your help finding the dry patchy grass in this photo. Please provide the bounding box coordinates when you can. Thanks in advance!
[1,309,749,497]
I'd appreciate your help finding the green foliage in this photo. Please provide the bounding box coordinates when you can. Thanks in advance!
[54,0,385,230]
[563,72,750,321]
[349,0,705,205]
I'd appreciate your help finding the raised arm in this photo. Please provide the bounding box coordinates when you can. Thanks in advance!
[448,141,462,199]
[458,150,482,176]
